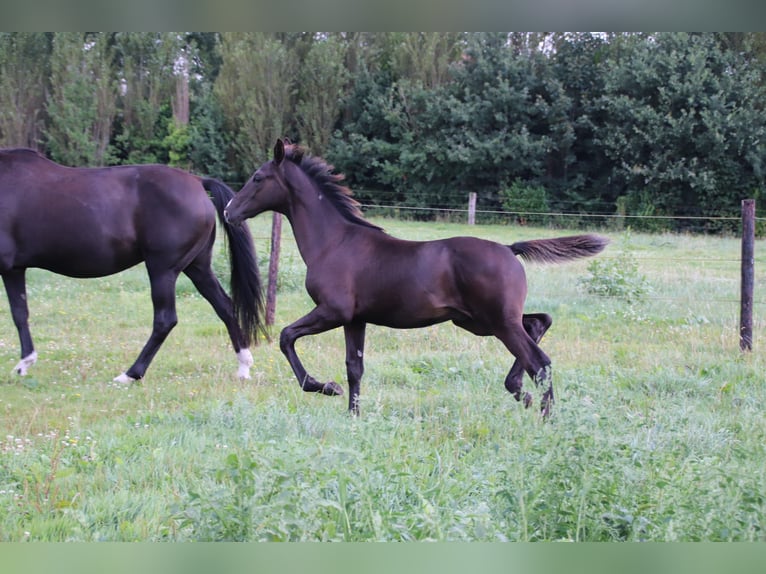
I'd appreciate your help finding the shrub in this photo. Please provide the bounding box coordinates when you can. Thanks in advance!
[579,232,650,304]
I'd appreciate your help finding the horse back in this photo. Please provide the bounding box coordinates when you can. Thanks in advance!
[0,153,214,276]
[0,152,210,224]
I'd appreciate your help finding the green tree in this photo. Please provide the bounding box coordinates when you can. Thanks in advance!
[426,33,562,210]
[45,32,118,166]
[295,34,349,155]
[186,82,234,180]
[327,32,465,201]
[595,33,766,230]
[0,32,51,149]
[112,32,182,164]
[331,33,566,216]
[390,32,465,89]
[548,32,615,215]
[215,32,295,178]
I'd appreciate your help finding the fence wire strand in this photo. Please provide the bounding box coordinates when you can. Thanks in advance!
[251,202,763,312]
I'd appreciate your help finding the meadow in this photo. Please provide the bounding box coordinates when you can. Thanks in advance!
[0,215,764,541]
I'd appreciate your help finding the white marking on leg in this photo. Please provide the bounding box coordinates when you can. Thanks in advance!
[13,351,37,375]
[113,372,136,385]
[237,348,253,379]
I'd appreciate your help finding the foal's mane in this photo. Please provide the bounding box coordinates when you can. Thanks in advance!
[284,144,383,232]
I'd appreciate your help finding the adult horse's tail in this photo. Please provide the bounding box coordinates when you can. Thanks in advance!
[509,234,608,264]
[202,178,265,347]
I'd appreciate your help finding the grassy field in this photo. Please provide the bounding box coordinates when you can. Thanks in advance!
[0,215,764,541]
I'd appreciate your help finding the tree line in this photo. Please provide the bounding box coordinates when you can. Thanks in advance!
[1,32,764,232]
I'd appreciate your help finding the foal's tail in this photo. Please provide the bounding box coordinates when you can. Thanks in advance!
[202,178,266,347]
[509,234,609,264]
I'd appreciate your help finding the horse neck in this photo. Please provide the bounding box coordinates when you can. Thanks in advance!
[284,166,350,265]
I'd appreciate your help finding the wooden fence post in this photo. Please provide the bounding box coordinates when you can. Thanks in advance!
[468,192,477,225]
[266,212,282,326]
[740,199,755,351]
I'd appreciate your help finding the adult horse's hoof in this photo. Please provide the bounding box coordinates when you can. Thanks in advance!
[13,352,38,376]
[113,372,136,385]
[321,382,344,396]
[236,349,254,379]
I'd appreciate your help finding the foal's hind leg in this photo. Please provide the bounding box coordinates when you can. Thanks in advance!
[2,270,37,375]
[183,261,252,379]
[505,313,552,406]
[496,321,554,417]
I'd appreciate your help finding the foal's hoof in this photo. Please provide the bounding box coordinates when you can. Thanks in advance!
[522,392,533,409]
[321,382,344,396]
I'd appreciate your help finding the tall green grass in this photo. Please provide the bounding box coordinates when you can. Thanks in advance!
[0,217,764,540]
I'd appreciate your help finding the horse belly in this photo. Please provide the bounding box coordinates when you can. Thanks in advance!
[369,310,455,329]
[358,285,460,329]
[14,230,141,278]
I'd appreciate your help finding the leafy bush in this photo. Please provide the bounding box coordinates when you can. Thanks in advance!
[579,233,650,304]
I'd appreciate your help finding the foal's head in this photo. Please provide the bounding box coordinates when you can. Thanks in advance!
[225,138,381,231]
[225,139,294,225]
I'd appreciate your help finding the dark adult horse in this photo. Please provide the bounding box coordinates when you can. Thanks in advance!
[224,139,607,416]
[0,148,264,383]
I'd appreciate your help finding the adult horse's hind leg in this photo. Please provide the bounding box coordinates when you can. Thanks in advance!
[505,313,552,406]
[183,259,253,379]
[2,270,37,375]
[115,267,180,383]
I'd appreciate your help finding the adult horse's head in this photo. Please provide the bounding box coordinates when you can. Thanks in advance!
[225,138,294,225]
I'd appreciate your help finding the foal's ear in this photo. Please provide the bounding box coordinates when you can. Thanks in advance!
[274,139,285,165]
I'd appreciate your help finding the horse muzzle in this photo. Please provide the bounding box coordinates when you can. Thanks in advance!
[223,201,241,226]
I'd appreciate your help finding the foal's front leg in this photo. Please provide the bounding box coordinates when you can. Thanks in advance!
[344,322,366,415]
[279,306,344,396]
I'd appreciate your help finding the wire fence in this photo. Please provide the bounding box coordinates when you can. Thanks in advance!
[249,201,764,331]
[358,201,766,225]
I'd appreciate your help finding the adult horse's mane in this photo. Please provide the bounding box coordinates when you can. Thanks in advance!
[284,143,383,232]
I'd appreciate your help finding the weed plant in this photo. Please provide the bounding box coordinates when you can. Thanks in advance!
[579,231,651,304]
